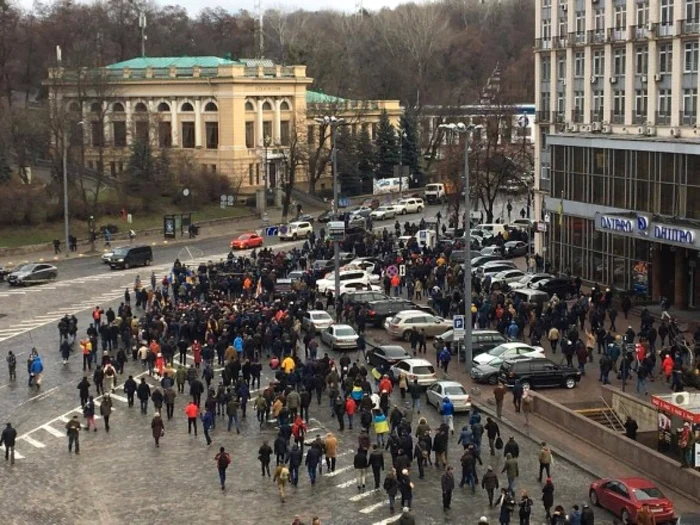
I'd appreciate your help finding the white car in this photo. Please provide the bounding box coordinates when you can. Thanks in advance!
[480,246,504,257]
[396,198,424,214]
[279,221,313,241]
[472,342,545,367]
[302,310,335,333]
[384,310,452,340]
[370,206,398,221]
[490,269,527,286]
[388,358,438,387]
[473,260,516,278]
[316,269,375,294]
[509,219,534,230]
[320,324,359,351]
[391,201,407,214]
[426,381,472,413]
[509,273,554,290]
[338,281,382,294]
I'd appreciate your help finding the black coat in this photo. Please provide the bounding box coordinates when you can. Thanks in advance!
[137,382,151,401]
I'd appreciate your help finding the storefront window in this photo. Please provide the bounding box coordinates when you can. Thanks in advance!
[572,217,584,246]
[636,180,650,212]
[636,151,650,180]
[687,185,700,219]
[613,150,626,178]
[591,174,607,205]
[592,253,604,283]
[634,239,650,262]
[613,177,626,208]
[687,154,700,186]
[592,228,603,252]
[612,235,626,256]
[591,148,607,174]
[659,183,675,215]
[572,247,584,277]
[613,257,627,289]
[659,153,675,182]
[573,172,585,202]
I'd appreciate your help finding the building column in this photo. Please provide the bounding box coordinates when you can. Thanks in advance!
[194,99,202,148]
[103,101,111,147]
[256,102,264,146]
[170,100,178,146]
[651,246,662,301]
[674,247,688,309]
[125,100,133,145]
[273,100,281,143]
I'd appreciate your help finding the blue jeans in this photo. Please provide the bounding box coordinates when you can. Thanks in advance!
[636,377,647,393]
[507,476,516,496]
[308,465,317,484]
[290,465,299,485]
[412,398,421,412]
[599,370,610,384]
[228,414,240,432]
[388,494,396,510]
[218,467,227,487]
[347,414,354,429]
[460,471,476,493]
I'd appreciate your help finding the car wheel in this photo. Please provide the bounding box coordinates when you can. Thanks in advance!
[521,380,532,391]
[589,490,599,507]
[621,509,630,523]
[293,233,298,240]
[487,374,499,385]
[145,259,151,266]
[565,377,576,389]
[402,331,412,342]
[123,262,130,270]
[417,207,423,212]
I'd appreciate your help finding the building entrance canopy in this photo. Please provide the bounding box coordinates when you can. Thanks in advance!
[594,212,700,250]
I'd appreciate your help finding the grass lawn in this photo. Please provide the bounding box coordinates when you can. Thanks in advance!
[0,204,253,249]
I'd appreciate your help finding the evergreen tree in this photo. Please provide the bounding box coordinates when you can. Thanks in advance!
[335,126,362,196]
[0,151,12,184]
[356,126,375,194]
[400,109,423,186]
[126,140,156,193]
[373,109,399,180]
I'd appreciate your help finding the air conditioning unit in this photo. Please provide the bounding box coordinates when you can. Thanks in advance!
[673,392,690,406]
[637,125,646,135]
[609,77,618,84]
[654,73,663,82]
[560,78,567,86]
[641,76,648,83]
[646,126,656,136]
[568,123,580,132]
[602,124,612,133]
[562,4,567,11]
[670,127,681,138]
[591,122,601,131]
[590,76,597,84]
[646,22,655,32]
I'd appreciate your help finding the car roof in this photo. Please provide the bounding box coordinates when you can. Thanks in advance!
[379,345,410,353]
[433,380,465,388]
[497,342,537,350]
[308,310,330,315]
[333,324,355,330]
[399,358,433,366]
[396,310,433,317]
[617,477,658,488]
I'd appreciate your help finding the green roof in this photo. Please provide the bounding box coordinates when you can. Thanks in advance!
[306,90,347,104]
[105,56,239,69]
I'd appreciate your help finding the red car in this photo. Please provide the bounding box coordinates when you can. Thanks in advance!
[230,232,263,249]
[589,477,675,523]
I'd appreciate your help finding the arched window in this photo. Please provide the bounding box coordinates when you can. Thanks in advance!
[280,101,290,111]
[262,101,272,111]
[134,102,148,113]
[245,101,255,111]
[90,102,101,113]
[157,102,170,112]
[204,102,218,112]
[68,102,81,113]
[112,102,125,112]
[180,102,194,112]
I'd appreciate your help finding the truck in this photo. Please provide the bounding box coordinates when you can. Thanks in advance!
[423,182,457,204]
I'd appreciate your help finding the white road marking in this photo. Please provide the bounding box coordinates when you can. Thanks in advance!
[349,488,380,501]
[336,478,358,488]
[0,445,25,459]
[41,424,65,438]
[57,416,70,423]
[21,435,46,448]
[109,393,129,403]
[327,465,353,478]
[360,501,389,514]
[307,427,321,433]
[371,514,400,524]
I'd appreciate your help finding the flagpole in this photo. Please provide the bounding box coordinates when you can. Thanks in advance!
[559,191,564,275]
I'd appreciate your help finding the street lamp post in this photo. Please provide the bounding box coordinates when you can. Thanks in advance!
[439,122,482,373]
[315,116,345,304]
[62,137,70,258]
[398,131,407,198]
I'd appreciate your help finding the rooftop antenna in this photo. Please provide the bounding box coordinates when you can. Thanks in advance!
[255,0,264,59]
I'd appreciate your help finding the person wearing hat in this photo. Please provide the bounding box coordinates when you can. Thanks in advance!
[581,503,594,525]
[398,468,414,510]
[479,517,489,525]
[100,393,113,432]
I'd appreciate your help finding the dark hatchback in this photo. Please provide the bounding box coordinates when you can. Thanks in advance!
[498,357,581,390]
[433,329,508,362]
[536,277,578,300]
[363,299,435,328]
[366,345,412,368]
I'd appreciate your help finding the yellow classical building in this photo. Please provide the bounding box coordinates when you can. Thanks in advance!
[46,56,401,189]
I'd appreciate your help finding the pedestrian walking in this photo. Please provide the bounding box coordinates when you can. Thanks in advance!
[482,465,500,506]
[164,386,176,420]
[398,468,414,509]
[518,490,533,525]
[258,440,272,477]
[124,375,137,407]
[215,446,231,489]
[501,453,519,496]
[325,432,338,472]
[497,488,515,525]
[77,376,91,407]
[151,412,165,447]
[354,446,369,491]
[83,396,97,432]
[441,465,455,510]
[202,409,214,445]
[383,468,399,514]
[0,423,17,464]
[7,351,16,381]
[537,442,552,482]
[66,415,81,454]
[100,394,113,432]
[512,380,524,412]
[273,463,290,503]
[185,401,199,436]
[493,383,505,418]
[542,478,555,519]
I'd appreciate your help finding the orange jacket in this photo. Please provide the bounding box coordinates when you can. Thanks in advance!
[378,377,393,394]
[185,403,199,418]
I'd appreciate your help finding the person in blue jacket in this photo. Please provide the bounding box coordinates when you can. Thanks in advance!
[438,346,452,374]
[30,354,44,389]
[233,335,244,356]
[440,397,455,434]
[507,321,520,340]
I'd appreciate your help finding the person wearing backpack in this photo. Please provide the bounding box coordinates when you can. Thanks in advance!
[518,490,533,525]
[215,446,231,490]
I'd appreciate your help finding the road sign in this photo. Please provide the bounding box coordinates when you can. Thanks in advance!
[386,265,399,278]
[264,226,279,236]
[227,195,234,206]
[453,315,465,340]
[279,225,288,235]
[518,115,530,128]
[338,197,350,208]
[536,222,548,232]
[220,194,227,202]
[399,264,406,277]
[328,221,345,241]
[544,212,551,224]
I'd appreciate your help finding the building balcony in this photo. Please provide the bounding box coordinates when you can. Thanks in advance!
[680,111,697,126]
[680,19,700,35]
[536,110,552,123]
[653,22,676,38]
[607,28,627,42]
[590,110,605,123]
[610,110,625,124]
[535,38,553,50]
[656,111,672,125]
[633,111,648,125]
[587,29,607,44]
[554,112,566,124]
[629,25,652,40]
[553,36,568,49]
[568,31,587,46]
[571,110,584,123]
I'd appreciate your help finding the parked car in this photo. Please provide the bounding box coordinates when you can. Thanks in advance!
[317,210,334,223]
[338,281,382,294]
[384,310,452,341]
[361,198,381,210]
[509,273,554,290]
[471,254,503,268]
[370,206,398,221]
[317,269,376,294]
[230,232,263,249]
[433,329,508,361]
[475,261,517,279]
[388,358,438,387]
[342,291,390,304]
[504,241,529,258]
[498,357,582,390]
[348,214,367,228]
[511,289,551,308]
[363,299,435,328]
[473,342,545,367]
[302,310,335,333]
[426,381,472,412]
[0,265,9,281]
[108,245,153,270]
[7,263,58,286]
[490,269,527,288]
[449,250,467,264]
[396,197,424,214]
[366,345,412,368]
[320,324,359,351]
[311,259,334,278]
[391,201,408,215]
[470,354,545,385]
[279,221,313,241]
[480,245,504,257]
[534,277,577,299]
[509,219,534,231]
[589,477,675,524]
[350,205,373,218]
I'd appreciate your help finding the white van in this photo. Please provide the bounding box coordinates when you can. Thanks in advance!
[476,223,507,236]
[279,221,313,240]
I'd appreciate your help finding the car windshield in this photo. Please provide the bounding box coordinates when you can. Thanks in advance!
[412,365,435,375]
[238,234,251,240]
[383,347,408,357]
[312,312,331,320]
[444,385,467,396]
[314,260,329,268]
[489,346,508,357]
[335,327,356,337]
[112,247,130,256]
[633,487,665,500]
[16,264,36,272]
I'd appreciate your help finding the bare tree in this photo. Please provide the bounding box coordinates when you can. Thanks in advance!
[278,110,308,221]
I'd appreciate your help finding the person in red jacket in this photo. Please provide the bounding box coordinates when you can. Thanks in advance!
[378,375,393,396]
[291,415,307,450]
[345,395,357,430]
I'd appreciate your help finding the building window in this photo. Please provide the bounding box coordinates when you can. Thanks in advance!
[593,90,605,113]
[90,102,101,114]
[134,102,148,113]
[110,161,116,177]
[658,89,672,115]
[593,50,604,77]
[113,121,127,147]
[573,91,584,117]
[595,9,605,30]
[685,42,699,72]
[181,122,195,148]
[542,57,551,81]
[204,102,218,112]
[256,163,260,185]
[118,161,124,173]
[635,46,649,75]
[91,121,103,147]
[575,11,585,33]
[158,121,172,148]
[558,17,567,38]
[280,120,290,146]
[614,6,627,28]
[87,161,94,170]
[659,44,673,73]
[245,101,255,112]
[205,122,219,149]
[686,0,700,22]
[157,102,170,112]
[613,90,626,115]
[210,164,216,173]
[112,102,125,113]
[635,89,648,115]
[636,1,649,26]
[556,93,565,115]
[262,101,272,111]
[248,164,254,185]
[542,19,551,40]
[557,55,566,79]
[543,0,551,7]
[683,88,698,115]
[262,121,272,143]
[307,125,315,145]
[660,0,674,24]
[180,102,194,112]
[574,52,585,77]
[614,48,626,75]
[280,101,290,111]
[540,92,551,113]
[135,121,149,144]
[246,122,255,148]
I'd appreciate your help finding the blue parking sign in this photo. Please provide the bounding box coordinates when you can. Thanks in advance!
[453,315,465,339]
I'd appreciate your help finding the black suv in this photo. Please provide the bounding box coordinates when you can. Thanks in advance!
[343,291,389,306]
[433,329,508,362]
[366,345,412,368]
[498,358,581,390]
[108,245,153,270]
[363,299,435,328]
[537,278,577,300]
